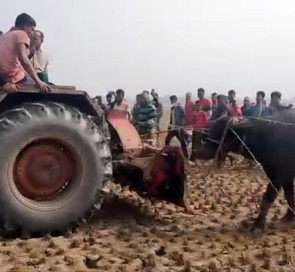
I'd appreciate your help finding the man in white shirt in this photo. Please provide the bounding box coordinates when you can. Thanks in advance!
[29,30,50,83]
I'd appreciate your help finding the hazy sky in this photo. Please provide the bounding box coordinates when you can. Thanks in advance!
[2,0,295,98]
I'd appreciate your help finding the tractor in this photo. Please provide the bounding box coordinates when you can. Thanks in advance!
[0,85,188,235]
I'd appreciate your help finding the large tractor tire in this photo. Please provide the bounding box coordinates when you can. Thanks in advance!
[0,102,112,234]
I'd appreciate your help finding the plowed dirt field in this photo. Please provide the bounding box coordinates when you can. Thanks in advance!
[1,159,295,272]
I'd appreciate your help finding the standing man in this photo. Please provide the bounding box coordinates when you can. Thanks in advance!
[111,89,131,120]
[243,91,269,117]
[211,92,218,113]
[0,13,50,92]
[106,91,115,110]
[190,100,209,162]
[197,88,212,118]
[209,95,229,125]
[268,91,292,115]
[165,95,188,158]
[93,95,107,112]
[29,30,50,83]
[184,92,195,128]
[228,89,242,117]
[132,93,157,137]
[151,89,163,126]
[142,90,150,96]
[241,97,251,115]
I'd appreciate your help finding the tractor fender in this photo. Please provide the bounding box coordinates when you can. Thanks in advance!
[106,111,142,151]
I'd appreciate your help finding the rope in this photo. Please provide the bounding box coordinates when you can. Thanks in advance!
[229,127,295,217]
[138,124,208,138]
[249,116,295,127]
[213,117,233,165]
[136,113,295,139]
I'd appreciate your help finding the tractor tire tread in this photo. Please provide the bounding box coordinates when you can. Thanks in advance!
[0,102,112,235]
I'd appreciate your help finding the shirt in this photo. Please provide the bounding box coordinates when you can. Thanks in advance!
[111,100,130,119]
[199,98,212,110]
[199,98,212,118]
[210,105,229,122]
[192,111,208,129]
[212,102,218,113]
[132,103,157,135]
[0,30,30,83]
[170,103,185,127]
[184,98,195,126]
[244,104,269,117]
[31,49,49,73]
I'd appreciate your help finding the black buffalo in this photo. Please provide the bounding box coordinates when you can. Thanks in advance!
[195,110,295,232]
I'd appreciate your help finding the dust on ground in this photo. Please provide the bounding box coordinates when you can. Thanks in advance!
[0,159,295,272]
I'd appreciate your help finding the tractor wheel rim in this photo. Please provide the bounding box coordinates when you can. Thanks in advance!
[14,139,76,201]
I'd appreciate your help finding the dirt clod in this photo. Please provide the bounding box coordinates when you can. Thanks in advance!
[84,255,102,269]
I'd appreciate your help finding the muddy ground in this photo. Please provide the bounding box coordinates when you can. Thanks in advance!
[0,159,295,272]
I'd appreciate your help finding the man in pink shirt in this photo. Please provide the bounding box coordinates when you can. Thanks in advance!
[197,88,212,118]
[0,13,50,92]
[184,92,194,128]
[228,89,242,117]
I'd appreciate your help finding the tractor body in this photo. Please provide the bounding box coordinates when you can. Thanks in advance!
[0,85,187,234]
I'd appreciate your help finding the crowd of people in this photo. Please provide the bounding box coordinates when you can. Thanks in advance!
[94,86,293,160]
[93,89,163,138]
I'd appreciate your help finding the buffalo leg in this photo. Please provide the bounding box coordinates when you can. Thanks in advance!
[281,178,295,222]
[252,178,281,230]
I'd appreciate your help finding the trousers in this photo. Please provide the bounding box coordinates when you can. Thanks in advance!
[165,129,188,158]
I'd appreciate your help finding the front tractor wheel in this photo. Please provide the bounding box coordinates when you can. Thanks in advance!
[0,102,112,234]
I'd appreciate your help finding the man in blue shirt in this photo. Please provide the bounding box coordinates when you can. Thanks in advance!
[244,91,269,117]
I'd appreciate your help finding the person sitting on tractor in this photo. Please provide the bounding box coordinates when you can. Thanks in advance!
[0,13,50,92]
[0,73,18,93]
[132,93,157,137]
[29,30,50,83]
